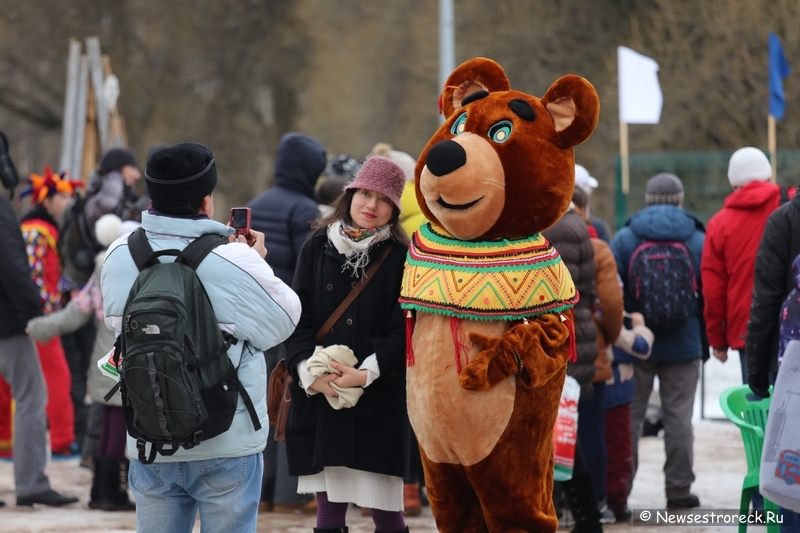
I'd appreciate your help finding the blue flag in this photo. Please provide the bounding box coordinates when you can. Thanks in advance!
[770,32,791,120]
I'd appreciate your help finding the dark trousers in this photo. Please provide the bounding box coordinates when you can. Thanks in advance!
[631,358,700,499]
[605,402,632,516]
[578,381,607,504]
[61,320,97,451]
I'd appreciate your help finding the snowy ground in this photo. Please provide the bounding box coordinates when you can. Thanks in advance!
[0,351,762,532]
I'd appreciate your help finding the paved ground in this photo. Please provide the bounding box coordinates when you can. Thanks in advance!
[0,350,761,532]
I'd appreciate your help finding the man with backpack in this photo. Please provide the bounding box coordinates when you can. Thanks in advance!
[101,142,301,532]
[611,172,705,510]
[702,147,795,383]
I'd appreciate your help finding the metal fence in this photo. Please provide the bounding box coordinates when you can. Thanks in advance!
[613,150,800,230]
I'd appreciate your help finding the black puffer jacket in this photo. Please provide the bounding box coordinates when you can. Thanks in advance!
[0,194,42,338]
[746,190,800,377]
[543,209,598,398]
[248,133,327,285]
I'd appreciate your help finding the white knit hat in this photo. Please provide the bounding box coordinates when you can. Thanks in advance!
[371,143,416,183]
[94,214,123,248]
[574,164,598,194]
[728,147,772,187]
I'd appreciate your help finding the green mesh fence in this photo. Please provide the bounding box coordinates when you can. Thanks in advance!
[613,150,800,231]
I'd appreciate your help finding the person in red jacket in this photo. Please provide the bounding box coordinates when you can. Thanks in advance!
[701,147,795,382]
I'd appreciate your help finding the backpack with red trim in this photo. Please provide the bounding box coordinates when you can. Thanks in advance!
[627,241,697,331]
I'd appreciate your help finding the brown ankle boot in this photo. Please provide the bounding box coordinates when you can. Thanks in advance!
[403,482,422,517]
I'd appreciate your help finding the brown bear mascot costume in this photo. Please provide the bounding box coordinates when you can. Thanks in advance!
[399,58,599,532]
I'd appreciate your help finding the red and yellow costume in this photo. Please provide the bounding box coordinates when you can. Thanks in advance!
[0,167,81,454]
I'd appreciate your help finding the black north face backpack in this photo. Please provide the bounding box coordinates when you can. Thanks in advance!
[105,228,261,464]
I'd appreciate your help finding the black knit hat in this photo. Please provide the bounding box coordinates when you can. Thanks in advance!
[145,142,217,207]
[98,148,138,175]
[645,173,684,206]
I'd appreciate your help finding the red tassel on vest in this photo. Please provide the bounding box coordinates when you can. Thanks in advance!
[406,311,415,367]
[449,316,470,373]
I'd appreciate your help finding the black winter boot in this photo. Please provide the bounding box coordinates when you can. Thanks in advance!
[109,459,136,511]
[375,528,409,533]
[562,474,603,533]
[87,457,104,509]
[313,528,348,533]
[89,458,135,511]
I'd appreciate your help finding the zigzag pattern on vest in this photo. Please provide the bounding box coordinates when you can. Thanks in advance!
[400,223,578,321]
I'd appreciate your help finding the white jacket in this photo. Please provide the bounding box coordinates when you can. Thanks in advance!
[101,211,301,462]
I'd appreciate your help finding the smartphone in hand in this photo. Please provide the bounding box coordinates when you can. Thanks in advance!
[230,207,251,239]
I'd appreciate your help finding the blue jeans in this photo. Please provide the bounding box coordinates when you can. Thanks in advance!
[780,508,800,533]
[129,452,263,533]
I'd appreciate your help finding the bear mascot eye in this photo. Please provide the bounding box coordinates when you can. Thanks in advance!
[488,120,513,143]
[450,112,468,135]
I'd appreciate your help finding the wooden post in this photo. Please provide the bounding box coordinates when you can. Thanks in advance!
[71,55,89,183]
[768,114,777,183]
[59,40,82,175]
[81,79,98,183]
[85,37,109,155]
[620,120,630,194]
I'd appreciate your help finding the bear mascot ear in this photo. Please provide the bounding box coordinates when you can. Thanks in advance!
[439,57,511,119]
[541,75,600,149]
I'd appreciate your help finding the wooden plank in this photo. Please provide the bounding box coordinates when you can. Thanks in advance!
[85,37,108,154]
[59,40,81,175]
[118,116,128,148]
[81,77,98,184]
[71,55,89,183]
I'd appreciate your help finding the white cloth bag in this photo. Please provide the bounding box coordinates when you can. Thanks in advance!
[760,339,800,513]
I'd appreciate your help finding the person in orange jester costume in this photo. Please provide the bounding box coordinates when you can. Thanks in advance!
[17,167,83,454]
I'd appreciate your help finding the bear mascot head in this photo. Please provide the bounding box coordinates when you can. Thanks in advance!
[400,57,599,532]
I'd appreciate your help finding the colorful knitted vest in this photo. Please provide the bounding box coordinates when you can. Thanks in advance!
[399,223,578,367]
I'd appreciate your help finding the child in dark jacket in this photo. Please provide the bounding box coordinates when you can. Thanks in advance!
[604,312,654,522]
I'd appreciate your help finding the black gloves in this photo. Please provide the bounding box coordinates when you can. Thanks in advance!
[747,371,771,399]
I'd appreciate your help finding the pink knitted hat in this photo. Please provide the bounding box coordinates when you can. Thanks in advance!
[344,156,405,210]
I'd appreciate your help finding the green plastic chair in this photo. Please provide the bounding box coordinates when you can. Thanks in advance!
[719,384,780,533]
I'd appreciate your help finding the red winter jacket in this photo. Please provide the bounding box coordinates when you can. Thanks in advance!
[701,181,795,350]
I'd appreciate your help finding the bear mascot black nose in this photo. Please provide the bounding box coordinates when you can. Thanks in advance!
[425,139,467,177]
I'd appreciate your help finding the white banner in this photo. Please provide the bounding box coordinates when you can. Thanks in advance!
[618,46,663,124]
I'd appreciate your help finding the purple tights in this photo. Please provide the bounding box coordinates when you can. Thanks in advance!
[96,406,127,461]
[315,491,406,531]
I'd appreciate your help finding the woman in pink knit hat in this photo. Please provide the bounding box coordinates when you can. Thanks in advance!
[284,156,412,533]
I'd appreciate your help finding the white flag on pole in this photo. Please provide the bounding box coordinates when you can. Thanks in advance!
[618,46,663,124]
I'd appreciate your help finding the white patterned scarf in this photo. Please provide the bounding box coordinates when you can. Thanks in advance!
[326,219,392,277]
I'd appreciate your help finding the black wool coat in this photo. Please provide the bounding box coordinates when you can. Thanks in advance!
[0,195,43,339]
[284,230,409,478]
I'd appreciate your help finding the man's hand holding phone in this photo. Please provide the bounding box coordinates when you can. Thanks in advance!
[229,207,267,258]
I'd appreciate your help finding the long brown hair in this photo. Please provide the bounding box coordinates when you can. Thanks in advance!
[313,188,409,246]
